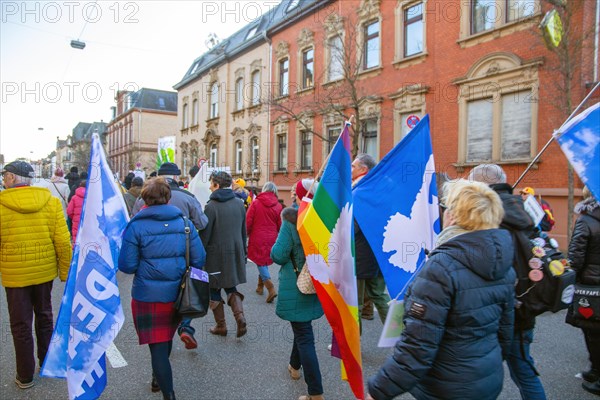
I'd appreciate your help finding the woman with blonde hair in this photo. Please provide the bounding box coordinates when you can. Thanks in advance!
[367,179,515,400]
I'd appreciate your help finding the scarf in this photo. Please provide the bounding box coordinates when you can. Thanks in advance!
[434,225,470,249]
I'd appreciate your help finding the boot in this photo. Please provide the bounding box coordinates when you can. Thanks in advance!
[361,297,374,320]
[256,276,264,295]
[162,392,176,400]
[227,292,247,338]
[583,380,600,396]
[264,279,278,303]
[209,300,227,336]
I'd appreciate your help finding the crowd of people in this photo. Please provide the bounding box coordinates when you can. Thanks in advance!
[1,157,599,400]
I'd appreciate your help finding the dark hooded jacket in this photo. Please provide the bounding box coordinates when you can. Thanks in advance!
[368,229,515,400]
[569,197,600,285]
[490,183,537,330]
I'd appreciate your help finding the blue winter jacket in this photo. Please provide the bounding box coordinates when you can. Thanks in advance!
[368,229,515,400]
[118,204,206,303]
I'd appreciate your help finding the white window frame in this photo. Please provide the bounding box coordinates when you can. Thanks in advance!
[182,103,188,128]
[209,83,219,119]
[251,137,259,172]
[235,140,243,173]
[192,99,198,126]
[251,70,261,106]
[210,143,218,167]
[327,35,344,82]
[235,78,244,111]
[363,19,380,69]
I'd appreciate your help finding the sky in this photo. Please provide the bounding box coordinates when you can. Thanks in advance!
[0,0,281,162]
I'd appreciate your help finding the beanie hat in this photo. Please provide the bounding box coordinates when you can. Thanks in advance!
[295,178,318,200]
[158,162,181,176]
[521,187,535,196]
[234,178,246,188]
[131,177,144,187]
[2,161,35,178]
[54,167,64,177]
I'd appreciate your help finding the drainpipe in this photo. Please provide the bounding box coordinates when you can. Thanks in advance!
[594,0,599,82]
[263,30,272,183]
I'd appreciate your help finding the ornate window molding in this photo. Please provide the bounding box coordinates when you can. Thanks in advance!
[454,52,543,168]
[389,83,429,144]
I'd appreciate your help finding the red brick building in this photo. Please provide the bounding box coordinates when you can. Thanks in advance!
[267,0,598,247]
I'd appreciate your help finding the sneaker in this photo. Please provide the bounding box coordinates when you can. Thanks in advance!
[583,369,600,383]
[180,332,197,350]
[15,376,34,389]
[288,364,301,380]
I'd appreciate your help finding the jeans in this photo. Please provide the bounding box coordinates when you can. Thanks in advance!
[257,265,271,281]
[149,340,173,394]
[210,287,238,302]
[177,318,195,336]
[5,281,54,380]
[506,329,547,400]
[290,321,323,396]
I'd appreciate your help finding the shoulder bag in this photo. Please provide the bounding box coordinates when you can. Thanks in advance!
[565,284,600,329]
[174,217,210,318]
[290,250,316,295]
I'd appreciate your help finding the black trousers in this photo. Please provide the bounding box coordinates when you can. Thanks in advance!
[583,329,600,370]
[5,280,54,380]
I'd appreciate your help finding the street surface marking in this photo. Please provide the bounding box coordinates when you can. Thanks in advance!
[106,342,128,368]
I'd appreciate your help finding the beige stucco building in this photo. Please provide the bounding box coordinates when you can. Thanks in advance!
[106,89,178,179]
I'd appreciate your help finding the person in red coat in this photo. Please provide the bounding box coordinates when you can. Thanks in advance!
[66,180,86,244]
[247,181,283,302]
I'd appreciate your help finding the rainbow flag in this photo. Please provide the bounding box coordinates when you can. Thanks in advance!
[297,123,363,399]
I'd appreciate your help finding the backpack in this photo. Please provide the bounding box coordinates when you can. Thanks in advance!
[511,230,576,319]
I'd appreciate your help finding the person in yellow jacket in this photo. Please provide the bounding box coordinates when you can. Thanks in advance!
[0,161,72,390]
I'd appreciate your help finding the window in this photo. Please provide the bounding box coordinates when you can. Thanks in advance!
[209,83,219,118]
[302,48,314,89]
[404,3,423,57]
[466,91,532,162]
[507,0,535,22]
[158,98,166,109]
[300,131,312,170]
[235,78,244,111]
[277,135,287,170]
[361,119,378,159]
[279,58,289,97]
[246,25,258,39]
[210,143,218,167]
[328,36,344,81]
[472,0,496,34]
[363,20,380,69]
[326,125,341,154]
[182,103,188,128]
[287,0,300,12]
[192,99,198,125]
[251,137,259,172]
[235,140,243,173]
[251,70,261,105]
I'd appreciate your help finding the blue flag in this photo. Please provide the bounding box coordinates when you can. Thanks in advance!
[353,115,441,299]
[554,102,600,200]
[41,134,129,400]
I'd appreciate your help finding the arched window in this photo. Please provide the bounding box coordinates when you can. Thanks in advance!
[251,70,261,106]
[182,103,189,128]
[192,99,199,125]
[210,143,218,167]
[235,140,243,173]
[235,78,244,111]
[210,83,219,118]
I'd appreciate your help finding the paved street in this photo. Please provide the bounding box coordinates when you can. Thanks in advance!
[0,263,597,400]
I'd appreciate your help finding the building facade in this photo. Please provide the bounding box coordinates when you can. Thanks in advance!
[266,0,598,247]
[106,88,178,179]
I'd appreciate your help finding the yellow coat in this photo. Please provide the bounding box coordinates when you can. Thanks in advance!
[0,186,72,287]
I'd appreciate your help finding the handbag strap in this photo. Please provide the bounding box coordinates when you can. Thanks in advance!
[52,181,68,204]
[183,217,191,269]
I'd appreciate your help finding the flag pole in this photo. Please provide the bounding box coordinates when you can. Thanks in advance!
[305,115,355,194]
[513,82,600,188]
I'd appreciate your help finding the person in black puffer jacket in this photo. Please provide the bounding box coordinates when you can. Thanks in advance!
[468,163,546,400]
[367,179,515,400]
[567,186,600,395]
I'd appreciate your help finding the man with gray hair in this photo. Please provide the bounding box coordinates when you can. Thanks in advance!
[352,154,390,328]
[0,160,72,389]
[468,163,547,400]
